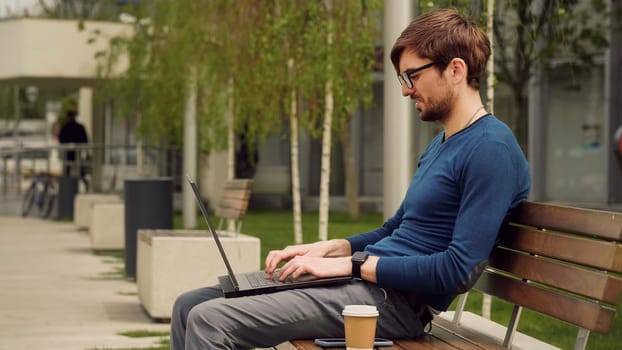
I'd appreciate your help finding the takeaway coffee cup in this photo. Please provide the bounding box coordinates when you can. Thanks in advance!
[342,305,379,350]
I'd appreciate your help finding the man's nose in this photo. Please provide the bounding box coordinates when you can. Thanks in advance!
[401,83,415,96]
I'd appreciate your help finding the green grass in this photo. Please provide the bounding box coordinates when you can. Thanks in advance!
[94,250,125,260]
[178,209,383,262]
[87,329,171,350]
[85,330,170,350]
[118,330,170,338]
[93,250,127,280]
[86,338,169,350]
[96,266,125,280]
[174,209,621,349]
[116,291,137,296]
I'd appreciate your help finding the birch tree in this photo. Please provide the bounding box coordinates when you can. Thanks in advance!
[94,1,226,151]
[317,0,380,239]
[289,59,303,244]
[250,0,379,242]
[231,2,306,243]
[318,0,335,242]
[93,1,379,239]
[483,0,495,321]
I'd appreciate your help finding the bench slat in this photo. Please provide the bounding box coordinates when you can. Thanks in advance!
[220,189,251,201]
[392,338,459,350]
[287,317,509,350]
[512,201,622,241]
[501,226,622,273]
[215,207,247,221]
[474,271,616,333]
[287,339,469,350]
[218,198,250,211]
[223,179,254,190]
[286,340,320,349]
[214,179,253,224]
[489,248,622,304]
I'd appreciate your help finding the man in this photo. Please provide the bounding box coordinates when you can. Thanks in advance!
[171,9,530,349]
[58,108,89,190]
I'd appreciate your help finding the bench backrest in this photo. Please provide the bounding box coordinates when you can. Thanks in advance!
[475,201,622,334]
[214,179,253,233]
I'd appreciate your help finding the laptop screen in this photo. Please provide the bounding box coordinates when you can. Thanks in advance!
[186,175,240,290]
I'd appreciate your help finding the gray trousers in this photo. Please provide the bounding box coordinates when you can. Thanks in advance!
[170,280,428,349]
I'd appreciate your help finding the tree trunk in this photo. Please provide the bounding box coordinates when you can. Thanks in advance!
[482,0,495,320]
[288,59,303,244]
[485,0,495,114]
[227,80,235,181]
[342,115,359,220]
[318,0,333,241]
[319,78,333,241]
[226,79,236,232]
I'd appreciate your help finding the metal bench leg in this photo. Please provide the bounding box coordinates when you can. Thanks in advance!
[503,305,522,348]
[452,292,469,324]
[573,328,590,350]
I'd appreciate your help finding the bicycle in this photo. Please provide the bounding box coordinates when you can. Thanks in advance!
[21,172,58,218]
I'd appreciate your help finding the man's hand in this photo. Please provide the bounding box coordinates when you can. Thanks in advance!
[276,256,352,281]
[264,239,351,277]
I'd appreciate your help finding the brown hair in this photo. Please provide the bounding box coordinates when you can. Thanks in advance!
[390,9,490,89]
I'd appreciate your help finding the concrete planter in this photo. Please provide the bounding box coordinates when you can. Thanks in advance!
[137,229,260,320]
[74,193,121,229]
[90,202,124,251]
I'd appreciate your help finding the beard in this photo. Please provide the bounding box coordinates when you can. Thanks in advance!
[416,84,454,122]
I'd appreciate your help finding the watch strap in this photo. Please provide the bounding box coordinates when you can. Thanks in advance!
[351,251,369,279]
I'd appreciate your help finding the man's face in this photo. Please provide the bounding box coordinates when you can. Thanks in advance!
[398,50,453,122]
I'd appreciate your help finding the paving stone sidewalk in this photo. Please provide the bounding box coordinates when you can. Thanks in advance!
[0,217,170,350]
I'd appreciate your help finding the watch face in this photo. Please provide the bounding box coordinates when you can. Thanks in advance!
[352,251,369,262]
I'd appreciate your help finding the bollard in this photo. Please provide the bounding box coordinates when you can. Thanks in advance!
[57,176,78,220]
[124,177,173,279]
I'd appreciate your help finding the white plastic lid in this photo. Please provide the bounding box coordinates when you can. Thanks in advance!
[342,304,379,317]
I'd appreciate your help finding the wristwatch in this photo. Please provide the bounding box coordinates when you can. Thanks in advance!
[351,251,369,279]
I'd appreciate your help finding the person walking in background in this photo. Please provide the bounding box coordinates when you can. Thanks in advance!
[170,9,531,349]
[58,108,89,191]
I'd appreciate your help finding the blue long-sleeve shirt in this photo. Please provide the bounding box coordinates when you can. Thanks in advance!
[347,115,531,311]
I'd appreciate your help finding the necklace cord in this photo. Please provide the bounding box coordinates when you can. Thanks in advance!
[464,105,485,129]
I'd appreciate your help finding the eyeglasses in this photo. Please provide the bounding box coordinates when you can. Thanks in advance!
[397,62,438,89]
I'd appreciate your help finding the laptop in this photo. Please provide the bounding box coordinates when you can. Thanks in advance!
[186,175,352,298]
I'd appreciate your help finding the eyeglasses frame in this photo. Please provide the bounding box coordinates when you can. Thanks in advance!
[397,61,440,89]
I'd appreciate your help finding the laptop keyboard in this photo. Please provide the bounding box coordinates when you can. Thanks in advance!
[244,271,284,287]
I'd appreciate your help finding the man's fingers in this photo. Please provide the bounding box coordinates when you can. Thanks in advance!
[264,250,283,273]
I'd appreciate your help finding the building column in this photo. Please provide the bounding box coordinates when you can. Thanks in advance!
[183,75,198,228]
[78,87,93,140]
[383,0,414,219]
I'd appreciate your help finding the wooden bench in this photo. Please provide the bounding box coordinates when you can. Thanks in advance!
[283,201,622,350]
[214,179,254,235]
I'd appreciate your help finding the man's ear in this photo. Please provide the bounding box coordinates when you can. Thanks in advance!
[448,58,468,84]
